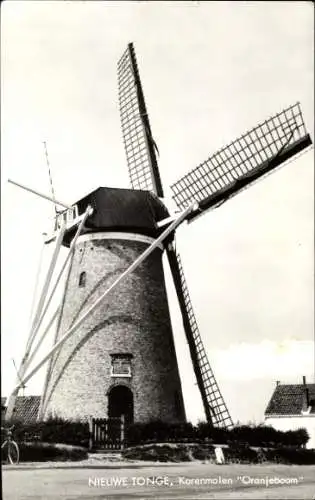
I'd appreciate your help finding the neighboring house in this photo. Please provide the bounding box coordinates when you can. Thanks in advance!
[264,377,315,449]
[1,396,40,424]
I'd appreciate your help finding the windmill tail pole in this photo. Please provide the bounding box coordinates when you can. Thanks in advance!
[13,202,198,393]
[8,179,72,209]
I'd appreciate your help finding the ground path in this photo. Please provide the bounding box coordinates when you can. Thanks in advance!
[3,461,315,499]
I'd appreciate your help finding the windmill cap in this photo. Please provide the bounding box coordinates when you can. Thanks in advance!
[62,187,170,247]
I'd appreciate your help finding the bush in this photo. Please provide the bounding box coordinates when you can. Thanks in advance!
[2,417,310,452]
[223,443,315,465]
[191,445,215,461]
[125,420,310,448]
[4,442,88,463]
[226,424,309,448]
[228,425,278,447]
[225,442,258,464]
[122,443,192,462]
[195,422,229,444]
[282,428,309,447]
[122,442,315,465]
[41,418,90,447]
[3,418,90,448]
[264,447,315,465]
[126,420,196,446]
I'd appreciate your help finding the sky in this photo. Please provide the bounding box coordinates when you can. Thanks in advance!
[1,1,314,425]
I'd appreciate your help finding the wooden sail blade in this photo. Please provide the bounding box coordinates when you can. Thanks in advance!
[166,242,233,429]
[117,43,164,197]
[171,102,312,221]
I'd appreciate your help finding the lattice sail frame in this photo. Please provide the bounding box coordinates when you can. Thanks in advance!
[117,42,234,428]
[171,103,311,216]
[167,244,233,428]
[117,43,163,196]
[117,44,311,429]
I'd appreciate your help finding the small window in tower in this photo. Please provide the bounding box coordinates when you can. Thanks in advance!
[79,271,86,287]
[110,354,132,377]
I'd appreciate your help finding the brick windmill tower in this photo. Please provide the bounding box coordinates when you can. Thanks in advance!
[39,186,186,424]
[6,44,312,428]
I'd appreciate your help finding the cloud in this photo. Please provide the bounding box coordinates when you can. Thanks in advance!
[211,339,314,382]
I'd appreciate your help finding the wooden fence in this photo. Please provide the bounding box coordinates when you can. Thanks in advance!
[89,416,125,450]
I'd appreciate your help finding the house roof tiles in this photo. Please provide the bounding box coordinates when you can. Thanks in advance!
[1,396,40,423]
[265,384,315,416]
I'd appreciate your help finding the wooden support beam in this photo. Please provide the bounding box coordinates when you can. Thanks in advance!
[29,207,92,349]
[5,207,93,421]
[26,223,67,352]
[5,225,66,421]
[13,202,197,393]
[23,307,60,374]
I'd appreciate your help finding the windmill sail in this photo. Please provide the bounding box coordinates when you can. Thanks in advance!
[167,242,233,428]
[117,43,164,196]
[117,43,233,428]
[171,102,312,221]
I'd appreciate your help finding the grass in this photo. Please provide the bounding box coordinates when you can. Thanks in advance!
[3,442,88,463]
[122,442,315,465]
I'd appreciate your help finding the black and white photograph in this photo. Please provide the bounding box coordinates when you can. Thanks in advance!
[1,1,314,499]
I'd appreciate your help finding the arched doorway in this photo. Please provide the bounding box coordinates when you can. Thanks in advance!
[108,385,134,425]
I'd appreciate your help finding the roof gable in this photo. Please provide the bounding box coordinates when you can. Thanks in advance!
[1,396,41,423]
[265,384,315,416]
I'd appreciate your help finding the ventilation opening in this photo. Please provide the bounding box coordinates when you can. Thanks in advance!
[79,271,86,287]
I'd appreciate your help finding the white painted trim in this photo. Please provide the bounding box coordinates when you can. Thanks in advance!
[110,372,132,378]
[76,232,164,250]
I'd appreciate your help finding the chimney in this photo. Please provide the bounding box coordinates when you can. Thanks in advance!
[303,375,306,385]
[276,380,280,387]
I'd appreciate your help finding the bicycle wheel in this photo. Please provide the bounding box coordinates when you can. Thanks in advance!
[8,441,19,465]
[1,441,9,463]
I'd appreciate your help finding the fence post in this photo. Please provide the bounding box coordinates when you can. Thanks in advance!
[88,416,93,451]
[120,414,125,450]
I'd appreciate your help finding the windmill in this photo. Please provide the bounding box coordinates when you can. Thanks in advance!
[6,43,312,429]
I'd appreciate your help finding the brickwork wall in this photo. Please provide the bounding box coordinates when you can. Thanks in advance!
[41,235,186,423]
